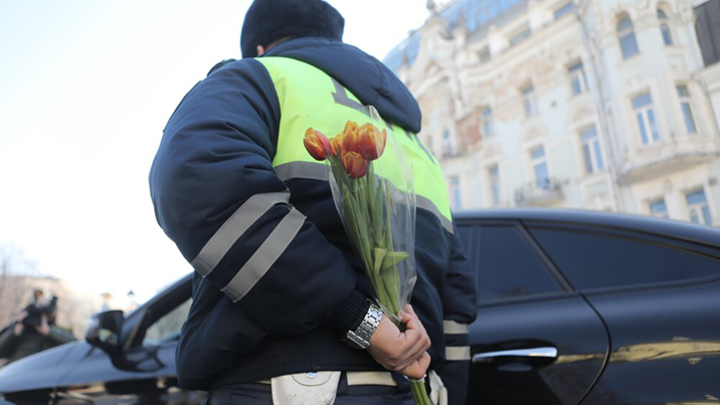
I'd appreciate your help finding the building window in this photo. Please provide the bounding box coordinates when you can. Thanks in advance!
[632,92,660,144]
[482,107,494,137]
[554,2,576,20]
[510,26,532,47]
[489,165,501,206]
[617,16,640,59]
[677,85,697,135]
[531,145,549,189]
[649,198,669,218]
[695,0,720,67]
[658,9,673,46]
[568,62,588,95]
[686,189,713,225]
[479,47,491,63]
[450,176,462,210]
[522,84,537,118]
[580,126,605,174]
[442,129,453,157]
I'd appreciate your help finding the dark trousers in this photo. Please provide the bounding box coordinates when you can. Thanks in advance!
[204,373,416,405]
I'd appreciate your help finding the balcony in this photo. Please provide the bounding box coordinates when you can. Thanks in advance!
[515,178,565,206]
[619,137,719,184]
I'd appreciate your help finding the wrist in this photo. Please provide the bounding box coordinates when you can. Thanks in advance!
[324,289,369,335]
[344,301,382,350]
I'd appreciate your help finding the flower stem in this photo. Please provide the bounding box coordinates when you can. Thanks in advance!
[409,380,432,405]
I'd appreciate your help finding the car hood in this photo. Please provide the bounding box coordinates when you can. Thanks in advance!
[0,341,90,394]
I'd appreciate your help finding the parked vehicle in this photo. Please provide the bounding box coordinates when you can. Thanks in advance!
[1,209,719,405]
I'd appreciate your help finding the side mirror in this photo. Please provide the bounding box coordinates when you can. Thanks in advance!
[86,310,124,352]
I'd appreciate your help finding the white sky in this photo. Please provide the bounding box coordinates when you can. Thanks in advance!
[0,1,435,303]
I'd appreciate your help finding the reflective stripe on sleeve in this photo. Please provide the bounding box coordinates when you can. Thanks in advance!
[443,320,469,334]
[446,346,471,361]
[191,191,291,277]
[222,207,306,302]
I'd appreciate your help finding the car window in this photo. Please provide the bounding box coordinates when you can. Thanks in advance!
[528,227,720,291]
[142,298,192,347]
[475,225,562,303]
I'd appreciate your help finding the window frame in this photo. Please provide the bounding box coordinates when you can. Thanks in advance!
[509,26,532,47]
[649,197,669,219]
[617,15,640,59]
[685,188,713,226]
[488,164,501,206]
[125,276,193,349]
[442,129,454,158]
[456,219,572,308]
[531,145,549,189]
[579,126,605,174]
[141,297,192,347]
[521,83,537,118]
[568,62,589,96]
[657,8,673,46]
[632,91,661,145]
[524,221,720,297]
[482,107,494,137]
[478,46,491,64]
[676,84,698,135]
[449,175,462,210]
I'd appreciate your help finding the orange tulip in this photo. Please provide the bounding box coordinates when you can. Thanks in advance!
[330,135,343,157]
[303,128,332,161]
[342,121,360,154]
[357,123,387,161]
[341,151,368,179]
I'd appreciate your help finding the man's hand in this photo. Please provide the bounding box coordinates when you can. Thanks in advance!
[367,305,431,380]
[13,311,28,336]
[35,315,50,336]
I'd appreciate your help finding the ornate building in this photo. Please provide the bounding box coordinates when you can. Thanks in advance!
[385,0,720,227]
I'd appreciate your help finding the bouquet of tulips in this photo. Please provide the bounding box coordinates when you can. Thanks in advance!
[303,106,430,405]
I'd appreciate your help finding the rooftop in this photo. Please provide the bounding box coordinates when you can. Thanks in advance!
[383,0,530,72]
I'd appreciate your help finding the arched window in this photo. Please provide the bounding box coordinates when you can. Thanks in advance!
[617,15,640,59]
[657,9,673,46]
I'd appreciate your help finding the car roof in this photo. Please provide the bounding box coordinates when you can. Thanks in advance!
[454,208,720,247]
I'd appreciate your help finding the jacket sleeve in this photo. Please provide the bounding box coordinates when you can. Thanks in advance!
[149,59,366,339]
[436,222,477,405]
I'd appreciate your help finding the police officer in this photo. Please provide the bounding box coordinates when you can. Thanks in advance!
[149,0,476,404]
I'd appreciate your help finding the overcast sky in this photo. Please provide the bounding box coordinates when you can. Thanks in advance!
[0,1,435,303]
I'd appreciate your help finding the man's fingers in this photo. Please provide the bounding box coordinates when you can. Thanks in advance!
[418,352,431,369]
[401,352,431,380]
[399,307,431,356]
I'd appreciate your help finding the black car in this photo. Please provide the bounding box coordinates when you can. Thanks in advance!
[1,209,719,404]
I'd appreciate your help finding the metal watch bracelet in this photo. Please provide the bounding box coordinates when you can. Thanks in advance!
[345,301,383,349]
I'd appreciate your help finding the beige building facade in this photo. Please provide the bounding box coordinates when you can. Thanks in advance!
[385,0,720,227]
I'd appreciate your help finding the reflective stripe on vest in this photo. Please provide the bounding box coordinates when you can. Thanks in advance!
[258,56,453,232]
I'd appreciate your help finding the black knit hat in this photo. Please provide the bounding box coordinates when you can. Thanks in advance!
[240,0,345,58]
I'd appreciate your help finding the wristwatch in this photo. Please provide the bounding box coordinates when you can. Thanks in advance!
[345,301,383,349]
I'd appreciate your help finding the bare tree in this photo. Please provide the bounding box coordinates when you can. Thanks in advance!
[0,245,38,329]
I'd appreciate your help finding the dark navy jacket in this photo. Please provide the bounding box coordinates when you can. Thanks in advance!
[149,37,476,404]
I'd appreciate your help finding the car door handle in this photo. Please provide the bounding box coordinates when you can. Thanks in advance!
[472,347,558,363]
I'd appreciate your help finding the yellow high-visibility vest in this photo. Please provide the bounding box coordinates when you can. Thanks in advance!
[259,56,452,232]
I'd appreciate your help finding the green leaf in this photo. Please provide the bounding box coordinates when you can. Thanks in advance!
[373,248,387,275]
[380,251,409,271]
[381,268,400,315]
